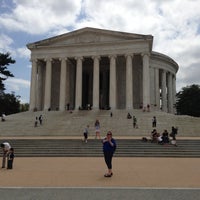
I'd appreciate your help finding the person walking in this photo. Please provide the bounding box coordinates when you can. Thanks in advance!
[83,125,89,143]
[152,116,157,127]
[133,116,137,128]
[39,115,43,125]
[94,119,101,139]
[7,148,14,169]
[102,131,117,177]
[34,117,38,127]
[1,142,11,168]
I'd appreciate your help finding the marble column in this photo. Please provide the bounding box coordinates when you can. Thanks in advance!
[65,60,70,108]
[142,53,150,110]
[172,74,176,114]
[37,61,43,111]
[161,70,167,112]
[109,55,117,109]
[59,58,67,111]
[155,68,160,110]
[93,56,100,109]
[167,72,173,113]
[44,59,52,110]
[75,57,83,109]
[29,59,37,111]
[126,54,133,109]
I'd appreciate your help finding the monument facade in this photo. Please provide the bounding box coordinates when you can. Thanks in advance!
[27,27,178,113]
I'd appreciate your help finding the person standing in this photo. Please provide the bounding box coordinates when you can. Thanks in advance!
[152,116,157,127]
[34,117,38,127]
[133,116,137,128]
[39,115,43,125]
[83,125,89,143]
[1,113,6,121]
[102,131,116,177]
[94,119,101,139]
[1,142,11,168]
[7,148,14,169]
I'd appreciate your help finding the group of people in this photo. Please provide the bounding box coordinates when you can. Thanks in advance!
[127,113,138,129]
[83,119,101,143]
[34,115,43,127]
[151,126,178,146]
[83,119,117,177]
[1,142,14,169]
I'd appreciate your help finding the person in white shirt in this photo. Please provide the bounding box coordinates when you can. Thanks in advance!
[1,142,11,168]
[1,113,6,121]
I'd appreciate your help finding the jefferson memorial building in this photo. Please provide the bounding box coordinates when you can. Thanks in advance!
[27,27,178,113]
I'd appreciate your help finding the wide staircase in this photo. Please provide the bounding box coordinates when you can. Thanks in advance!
[1,109,200,137]
[1,138,200,158]
[1,110,200,158]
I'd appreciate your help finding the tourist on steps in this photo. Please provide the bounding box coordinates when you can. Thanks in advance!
[94,119,101,139]
[83,125,89,143]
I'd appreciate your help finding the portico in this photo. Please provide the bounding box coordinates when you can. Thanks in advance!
[27,27,178,113]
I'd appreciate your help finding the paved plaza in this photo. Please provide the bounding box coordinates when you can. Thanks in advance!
[0,157,200,199]
[1,157,200,188]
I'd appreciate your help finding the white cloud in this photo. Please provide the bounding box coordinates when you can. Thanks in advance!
[1,0,200,94]
[0,33,30,59]
[16,47,30,58]
[4,77,30,103]
[0,34,13,52]
[0,0,82,34]
[5,77,30,91]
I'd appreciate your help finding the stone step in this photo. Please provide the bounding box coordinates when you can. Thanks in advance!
[1,139,200,158]
[1,110,200,137]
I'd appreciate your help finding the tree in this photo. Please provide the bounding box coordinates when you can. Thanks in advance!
[0,52,15,91]
[0,52,21,115]
[0,92,20,115]
[176,84,200,117]
[20,103,29,112]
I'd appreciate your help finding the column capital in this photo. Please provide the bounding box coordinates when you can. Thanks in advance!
[44,58,53,62]
[141,52,150,57]
[92,56,101,60]
[109,55,117,59]
[59,57,68,61]
[75,56,83,61]
[125,53,134,58]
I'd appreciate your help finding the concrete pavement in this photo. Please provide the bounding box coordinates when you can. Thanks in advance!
[0,156,200,199]
[0,188,200,200]
[1,157,200,188]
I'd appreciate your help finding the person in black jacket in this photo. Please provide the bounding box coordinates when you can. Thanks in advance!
[7,148,14,169]
[102,131,116,177]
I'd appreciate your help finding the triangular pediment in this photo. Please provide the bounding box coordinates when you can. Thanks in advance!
[27,27,153,49]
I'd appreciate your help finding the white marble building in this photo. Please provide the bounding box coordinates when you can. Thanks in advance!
[27,27,178,113]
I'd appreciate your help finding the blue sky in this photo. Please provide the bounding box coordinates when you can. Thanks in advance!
[1,0,200,103]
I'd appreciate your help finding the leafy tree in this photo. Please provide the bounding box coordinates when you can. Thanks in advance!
[176,84,200,117]
[0,52,21,115]
[0,52,15,91]
[0,92,20,115]
[20,103,29,112]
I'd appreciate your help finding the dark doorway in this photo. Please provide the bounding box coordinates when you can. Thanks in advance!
[100,57,110,109]
[82,58,93,109]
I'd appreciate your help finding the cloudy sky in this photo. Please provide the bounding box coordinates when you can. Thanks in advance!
[0,0,200,103]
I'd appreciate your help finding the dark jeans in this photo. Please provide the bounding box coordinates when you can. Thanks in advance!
[2,150,8,168]
[104,151,113,169]
[7,160,13,169]
[84,133,88,139]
